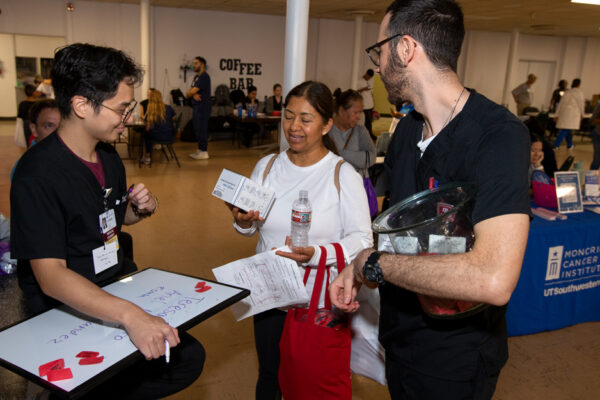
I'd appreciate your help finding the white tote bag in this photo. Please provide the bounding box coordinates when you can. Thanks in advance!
[14,118,27,148]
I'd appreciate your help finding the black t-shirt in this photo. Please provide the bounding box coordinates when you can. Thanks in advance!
[381,91,531,380]
[10,133,129,313]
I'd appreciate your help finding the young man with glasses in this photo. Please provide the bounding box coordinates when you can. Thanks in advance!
[11,43,204,398]
[331,1,530,399]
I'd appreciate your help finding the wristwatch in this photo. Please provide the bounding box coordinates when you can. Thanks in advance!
[362,251,385,285]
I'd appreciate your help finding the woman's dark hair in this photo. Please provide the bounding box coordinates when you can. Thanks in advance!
[386,0,465,72]
[284,81,338,155]
[273,83,282,91]
[247,85,257,94]
[572,78,581,88]
[334,89,363,112]
[51,43,143,118]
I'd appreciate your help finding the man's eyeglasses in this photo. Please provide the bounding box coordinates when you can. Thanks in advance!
[365,32,405,67]
[98,99,138,123]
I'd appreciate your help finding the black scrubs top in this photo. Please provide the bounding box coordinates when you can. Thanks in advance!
[11,132,129,313]
[381,91,531,380]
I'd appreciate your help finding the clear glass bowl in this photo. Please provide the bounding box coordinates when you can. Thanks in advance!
[372,182,488,319]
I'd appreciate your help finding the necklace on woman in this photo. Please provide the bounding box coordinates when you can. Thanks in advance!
[423,86,466,138]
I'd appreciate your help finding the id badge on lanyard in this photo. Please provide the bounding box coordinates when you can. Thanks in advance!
[93,188,119,274]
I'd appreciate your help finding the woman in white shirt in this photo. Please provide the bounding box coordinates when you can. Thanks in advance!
[228,81,373,400]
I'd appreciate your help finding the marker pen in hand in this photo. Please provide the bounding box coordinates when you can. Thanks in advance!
[164,339,170,364]
[126,184,135,200]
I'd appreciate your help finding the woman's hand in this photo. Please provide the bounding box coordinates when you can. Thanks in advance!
[225,202,261,229]
[275,236,315,263]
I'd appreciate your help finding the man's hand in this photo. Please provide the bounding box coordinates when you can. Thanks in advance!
[193,94,202,102]
[329,248,376,312]
[122,307,180,360]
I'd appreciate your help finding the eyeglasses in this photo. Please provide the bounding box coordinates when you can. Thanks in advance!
[98,99,138,123]
[365,32,405,67]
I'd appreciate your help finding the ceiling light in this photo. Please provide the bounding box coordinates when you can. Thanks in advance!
[571,1,600,5]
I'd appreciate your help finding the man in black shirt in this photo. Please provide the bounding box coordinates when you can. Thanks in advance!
[11,43,204,399]
[331,1,530,399]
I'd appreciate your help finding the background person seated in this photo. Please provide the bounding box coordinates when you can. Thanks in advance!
[264,83,283,115]
[529,133,544,187]
[241,85,261,147]
[142,89,176,165]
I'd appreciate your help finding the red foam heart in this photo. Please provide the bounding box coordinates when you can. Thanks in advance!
[195,285,212,293]
[79,356,104,365]
[195,281,206,289]
[76,351,100,358]
[47,367,73,382]
[38,359,64,377]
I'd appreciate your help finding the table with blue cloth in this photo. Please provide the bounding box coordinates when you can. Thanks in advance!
[506,209,600,336]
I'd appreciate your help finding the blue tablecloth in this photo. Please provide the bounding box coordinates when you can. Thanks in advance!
[506,209,600,336]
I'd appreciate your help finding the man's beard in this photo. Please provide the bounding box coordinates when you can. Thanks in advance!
[381,50,410,105]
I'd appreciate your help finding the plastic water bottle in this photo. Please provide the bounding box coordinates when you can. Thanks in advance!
[237,103,243,118]
[290,190,311,248]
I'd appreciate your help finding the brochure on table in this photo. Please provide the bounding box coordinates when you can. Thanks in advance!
[0,268,249,398]
[554,171,583,214]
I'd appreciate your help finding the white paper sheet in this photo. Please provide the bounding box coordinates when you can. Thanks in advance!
[212,249,309,320]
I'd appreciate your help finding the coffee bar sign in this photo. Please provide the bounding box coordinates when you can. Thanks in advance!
[219,58,262,90]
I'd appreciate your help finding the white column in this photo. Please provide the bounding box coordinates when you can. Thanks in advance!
[281,0,310,151]
[140,0,150,96]
[502,28,519,112]
[350,15,363,90]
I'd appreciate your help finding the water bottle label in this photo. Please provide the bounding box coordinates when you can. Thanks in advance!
[292,210,311,223]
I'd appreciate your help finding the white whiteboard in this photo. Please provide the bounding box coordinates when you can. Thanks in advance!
[0,268,249,398]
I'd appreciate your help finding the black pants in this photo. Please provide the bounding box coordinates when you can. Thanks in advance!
[79,332,205,400]
[192,106,210,151]
[254,309,286,400]
[385,352,500,400]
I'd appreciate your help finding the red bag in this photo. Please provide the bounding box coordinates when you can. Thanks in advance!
[279,243,352,400]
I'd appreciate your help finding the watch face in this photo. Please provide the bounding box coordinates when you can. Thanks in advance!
[363,263,378,283]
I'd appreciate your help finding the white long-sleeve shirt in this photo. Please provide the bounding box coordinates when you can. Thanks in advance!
[235,150,373,307]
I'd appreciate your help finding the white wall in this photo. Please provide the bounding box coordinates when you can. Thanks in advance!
[1,0,599,117]
[0,34,18,117]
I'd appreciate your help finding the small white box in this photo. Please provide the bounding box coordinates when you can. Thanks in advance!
[212,169,276,218]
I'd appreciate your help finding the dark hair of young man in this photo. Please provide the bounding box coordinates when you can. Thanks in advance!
[386,0,465,72]
[366,69,374,77]
[572,78,581,88]
[28,99,58,125]
[273,83,282,91]
[247,85,257,94]
[195,56,206,66]
[51,43,143,118]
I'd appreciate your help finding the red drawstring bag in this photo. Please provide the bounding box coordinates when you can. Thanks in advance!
[278,243,352,400]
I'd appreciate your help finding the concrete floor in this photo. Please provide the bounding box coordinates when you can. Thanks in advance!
[0,119,599,399]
